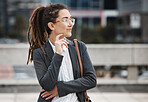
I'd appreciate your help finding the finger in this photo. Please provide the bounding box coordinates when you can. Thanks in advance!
[59,41,68,48]
[41,91,49,97]
[56,34,63,41]
[63,43,68,48]
[45,94,55,100]
[60,39,69,44]
[58,40,68,48]
[41,89,45,92]
[42,92,51,98]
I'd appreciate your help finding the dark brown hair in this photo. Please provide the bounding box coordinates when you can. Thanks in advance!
[27,3,67,64]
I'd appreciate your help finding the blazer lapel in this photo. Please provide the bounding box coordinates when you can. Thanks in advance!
[67,39,79,79]
[44,41,54,62]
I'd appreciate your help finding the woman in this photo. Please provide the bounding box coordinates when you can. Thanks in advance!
[27,3,96,102]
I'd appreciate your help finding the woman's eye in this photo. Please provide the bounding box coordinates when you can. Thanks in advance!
[70,19,73,22]
[64,19,68,22]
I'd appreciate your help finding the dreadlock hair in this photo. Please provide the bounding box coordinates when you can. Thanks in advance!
[27,3,67,65]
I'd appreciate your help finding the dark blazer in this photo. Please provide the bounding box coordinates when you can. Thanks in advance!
[33,39,96,102]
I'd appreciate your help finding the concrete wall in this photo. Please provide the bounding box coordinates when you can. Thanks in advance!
[0,44,30,66]
[87,44,148,66]
[0,44,148,66]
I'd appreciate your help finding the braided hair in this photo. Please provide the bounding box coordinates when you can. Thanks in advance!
[27,3,67,64]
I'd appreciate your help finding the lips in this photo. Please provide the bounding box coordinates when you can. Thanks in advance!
[67,29,72,31]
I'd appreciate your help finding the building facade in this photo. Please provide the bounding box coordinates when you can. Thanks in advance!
[117,0,148,43]
[1,0,148,43]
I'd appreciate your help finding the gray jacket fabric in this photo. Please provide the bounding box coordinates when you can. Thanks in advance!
[33,39,96,102]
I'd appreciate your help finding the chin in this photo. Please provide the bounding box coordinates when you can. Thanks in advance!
[65,33,72,37]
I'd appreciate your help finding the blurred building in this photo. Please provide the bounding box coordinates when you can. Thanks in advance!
[0,0,41,37]
[117,0,148,43]
[0,0,148,43]
[0,0,118,40]
[0,0,8,36]
[50,0,148,43]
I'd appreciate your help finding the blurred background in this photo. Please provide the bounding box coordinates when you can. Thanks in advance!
[0,0,148,102]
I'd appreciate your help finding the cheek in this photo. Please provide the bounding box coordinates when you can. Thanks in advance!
[58,24,67,32]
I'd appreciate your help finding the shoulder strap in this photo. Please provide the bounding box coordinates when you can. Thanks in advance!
[73,39,90,102]
[73,39,83,76]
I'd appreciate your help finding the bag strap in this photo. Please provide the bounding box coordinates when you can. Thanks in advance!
[73,39,90,102]
[74,39,83,76]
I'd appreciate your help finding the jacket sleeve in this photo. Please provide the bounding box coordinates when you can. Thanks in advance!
[33,49,63,91]
[57,42,97,97]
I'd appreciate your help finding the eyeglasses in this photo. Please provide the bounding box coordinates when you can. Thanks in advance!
[56,18,75,25]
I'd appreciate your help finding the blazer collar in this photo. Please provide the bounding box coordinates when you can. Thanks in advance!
[44,41,54,61]
[66,38,75,46]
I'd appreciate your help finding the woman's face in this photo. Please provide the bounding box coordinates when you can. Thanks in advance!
[52,9,74,38]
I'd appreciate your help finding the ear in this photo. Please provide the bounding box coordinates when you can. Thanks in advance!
[47,22,55,30]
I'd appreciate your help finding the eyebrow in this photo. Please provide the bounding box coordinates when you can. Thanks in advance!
[62,16,72,19]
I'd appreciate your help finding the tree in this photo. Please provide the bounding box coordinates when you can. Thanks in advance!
[8,15,28,42]
[81,23,116,43]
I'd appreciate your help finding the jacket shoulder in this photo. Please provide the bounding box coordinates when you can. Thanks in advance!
[77,40,86,46]
[33,42,48,59]
[77,40,87,50]
[33,44,45,54]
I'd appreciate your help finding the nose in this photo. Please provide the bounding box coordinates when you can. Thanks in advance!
[68,20,73,27]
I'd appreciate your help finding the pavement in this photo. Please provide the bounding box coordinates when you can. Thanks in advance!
[0,77,148,102]
[0,65,148,102]
[1,92,148,102]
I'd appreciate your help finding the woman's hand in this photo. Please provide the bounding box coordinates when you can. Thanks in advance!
[55,34,69,55]
[41,85,58,100]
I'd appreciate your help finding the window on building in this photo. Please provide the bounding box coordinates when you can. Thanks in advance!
[71,0,77,9]
[90,0,101,9]
[94,17,100,26]
[104,0,117,9]
[82,0,89,8]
